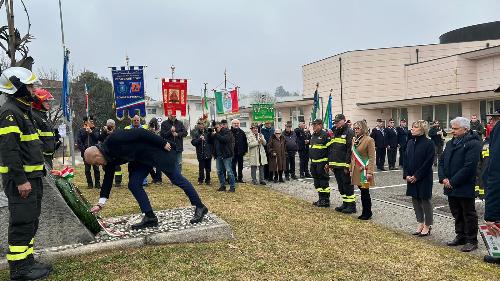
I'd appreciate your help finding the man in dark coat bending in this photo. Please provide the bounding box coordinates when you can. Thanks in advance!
[84,128,208,230]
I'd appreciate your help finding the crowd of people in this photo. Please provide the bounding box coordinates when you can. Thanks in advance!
[1,66,500,279]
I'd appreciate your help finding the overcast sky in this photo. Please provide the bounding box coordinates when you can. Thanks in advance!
[12,0,500,99]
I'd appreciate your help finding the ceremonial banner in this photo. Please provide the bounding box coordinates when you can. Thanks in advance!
[215,88,238,114]
[162,79,188,116]
[111,66,146,119]
[480,224,500,257]
[252,103,275,122]
[323,94,332,129]
[62,50,71,121]
[310,87,319,122]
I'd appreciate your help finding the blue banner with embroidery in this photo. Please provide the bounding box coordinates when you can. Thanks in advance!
[111,66,146,119]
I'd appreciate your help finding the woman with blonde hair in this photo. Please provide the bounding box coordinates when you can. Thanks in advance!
[351,120,376,220]
[404,120,435,236]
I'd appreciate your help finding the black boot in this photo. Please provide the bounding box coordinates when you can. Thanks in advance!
[335,202,347,212]
[31,258,53,273]
[278,172,285,183]
[131,213,158,230]
[342,202,357,214]
[10,264,51,281]
[190,205,208,224]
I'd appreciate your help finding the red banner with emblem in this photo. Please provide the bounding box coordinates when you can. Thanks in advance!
[162,79,188,116]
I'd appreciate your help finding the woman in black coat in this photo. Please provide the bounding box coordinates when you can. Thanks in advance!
[404,120,435,237]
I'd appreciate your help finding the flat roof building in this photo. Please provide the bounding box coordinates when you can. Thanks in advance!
[303,22,500,128]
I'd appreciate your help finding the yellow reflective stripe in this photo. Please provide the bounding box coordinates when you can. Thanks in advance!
[23,165,44,172]
[0,126,21,135]
[9,245,29,253]
[329,162,351,168]
[475,185,480,191]
[0,166,8,173]
[29,238,34,245]
[114,171,123,176]
[311,158,329,163]
[479,189,485,195]
[325,139,335,147]
[6,247,33,261]
[332,138,347,144]
[482,149,489,158]
[316,187,331,193]
[43,152,54,156]
[311,144,327,149]
[37,129,55,137]
[343,195,356,202]
[20,133,39,141]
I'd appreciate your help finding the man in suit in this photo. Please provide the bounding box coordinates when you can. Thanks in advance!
[385,118,398,170]
[370,119,387,171]
[396,119,409,168]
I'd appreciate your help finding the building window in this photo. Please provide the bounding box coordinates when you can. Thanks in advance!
[421,103,461,129]
[276,111,283,129]
[240,121,247,128]
[391,108,408,123]
[147,108,157,115]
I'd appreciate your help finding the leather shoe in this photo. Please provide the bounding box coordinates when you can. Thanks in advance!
[484,255,500,264]
[357,214,372,220]
[190,205,208,224]
[131,215,158,230]
[447,237,466,246]
[461,242,478,252]
[259,181,266,185]
[217,186,226,192]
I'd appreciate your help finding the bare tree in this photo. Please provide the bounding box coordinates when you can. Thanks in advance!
[37,67,60,81]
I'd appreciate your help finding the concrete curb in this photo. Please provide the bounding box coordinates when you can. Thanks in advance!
[0,217,233,271]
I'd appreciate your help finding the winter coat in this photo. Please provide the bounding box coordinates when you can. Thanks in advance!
[267,134,286,172]
[396,126,409,147]
[438,131,481,198]
[283,129,298,152]
[160,119,187,152]
[370,127,386,148]
[295,127,311,151]
[231,127,248,156]
[485,122,500,221]
[470,120,484,138]
[261,126,275,144]
[191,128,213,160]
[212,127,235,159]
[329,124,355,169]
[404,135,435,199]
[384,126,398,148]
[351,135,376,187]
[77,126,100,157]
[247,132,267,166]
[429,126,447,147]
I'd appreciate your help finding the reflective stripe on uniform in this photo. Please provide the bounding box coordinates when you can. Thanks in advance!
[316,187,331,193]
[482,149,489,158]
[20,133,39,142]
[6,244,33,261]
[331,138,346,144]
[43,152,54,156]
[37,129,55,137]
[0,125,21,135]
[311,144,328,149]
[114,171,123,176]
[475,185,480,192]
[311,158,328,163]
[342,195,356,202]
[0,165,44,173]
[329,162,350,168]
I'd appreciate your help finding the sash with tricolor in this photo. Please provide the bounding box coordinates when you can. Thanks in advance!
[51,166,75,180]
[352,145,369,186]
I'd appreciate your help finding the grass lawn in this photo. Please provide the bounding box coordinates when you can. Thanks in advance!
[2,163,499,280]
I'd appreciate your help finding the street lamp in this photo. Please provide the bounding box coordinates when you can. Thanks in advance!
[170,65,175,79]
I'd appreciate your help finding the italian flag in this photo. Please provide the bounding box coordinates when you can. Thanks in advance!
[215,88,239,114]
[51,166,75,180]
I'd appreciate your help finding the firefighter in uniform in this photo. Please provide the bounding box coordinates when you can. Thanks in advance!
[329,114,356,213]
[32,88,57,168]
[309,119,332,207]
[0,67,52,280]
[475,140,489,200]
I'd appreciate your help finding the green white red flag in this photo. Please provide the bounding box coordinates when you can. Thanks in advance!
[215,88,238,114]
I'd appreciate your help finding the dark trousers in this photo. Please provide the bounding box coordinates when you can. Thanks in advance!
[149,167,162,183]
[434,144,443,166]
[43,155,53,169]
[387,146,397,168]
[198,158,211,183]
[398,145,406,167]
[310,162,330,199]
[127,161,204,213]
[231,154,244,181]
[4,177,43,274]
[358,186,372,217]
[84,162,100,187]
[114,165,123,185]
[448,196,478,244]
[285,150,297,178]
[333,168,355,204]
[376,147,386,169]
[298,149,310,176]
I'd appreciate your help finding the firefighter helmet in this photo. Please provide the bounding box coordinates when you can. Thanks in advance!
[32,88,54,110]
[0,67,39,95]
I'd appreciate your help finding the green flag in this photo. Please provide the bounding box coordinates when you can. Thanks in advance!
[252,103,275,122]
